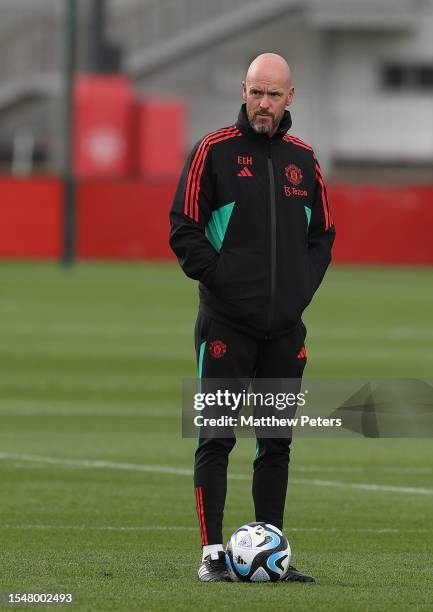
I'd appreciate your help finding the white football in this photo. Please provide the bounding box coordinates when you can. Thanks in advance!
[225,522,291,582]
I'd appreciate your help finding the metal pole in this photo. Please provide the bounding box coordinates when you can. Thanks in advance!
[89,0,106,71]
[62,0,77,265]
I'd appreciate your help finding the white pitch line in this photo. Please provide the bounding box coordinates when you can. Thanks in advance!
[294,465,432,475]
[0,524,196,531]
[0,524,431,534]
[0,452,429,474]
[0,452,194,477]
[0,452,432,495]
[288,478,433,496]
[2,322,433,341]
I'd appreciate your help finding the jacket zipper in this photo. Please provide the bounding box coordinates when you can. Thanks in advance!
[266,149,277,335]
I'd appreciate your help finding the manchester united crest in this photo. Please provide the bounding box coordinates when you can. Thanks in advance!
[209,340,227,359]
[285,164,303,185]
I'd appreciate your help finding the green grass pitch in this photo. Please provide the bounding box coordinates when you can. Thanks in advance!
[0,262,432,611]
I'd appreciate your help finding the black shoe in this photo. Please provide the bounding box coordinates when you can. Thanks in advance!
[198,551,232,582]
[281,564,316,583]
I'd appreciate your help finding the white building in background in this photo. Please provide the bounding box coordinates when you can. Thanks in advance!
[0,0,432,179]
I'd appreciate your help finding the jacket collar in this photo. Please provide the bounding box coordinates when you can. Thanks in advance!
[236,103,292,140]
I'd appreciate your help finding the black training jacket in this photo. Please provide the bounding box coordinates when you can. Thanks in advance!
[169,104,335,339]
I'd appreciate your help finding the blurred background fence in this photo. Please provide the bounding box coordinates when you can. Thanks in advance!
[0,0,432,263]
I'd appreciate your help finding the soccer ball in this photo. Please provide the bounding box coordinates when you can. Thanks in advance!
[225,522,291,582]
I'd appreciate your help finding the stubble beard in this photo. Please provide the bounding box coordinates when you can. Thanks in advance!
[247,108,281,135]
[251,122,272,135]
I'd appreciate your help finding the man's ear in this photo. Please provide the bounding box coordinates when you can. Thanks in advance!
[286,86,295,107]
[241,81,247,102]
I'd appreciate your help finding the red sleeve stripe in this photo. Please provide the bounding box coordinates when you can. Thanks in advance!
[314,159,333,228]
[286,134,314,150]
[192,129,241,222]
[316,171,330,230]
[184,126,236,217]
[184,126,237,217]
[184,127,240,219]
[195,486,208,545]
[283,137,313,152]
[283,134,313,152]
[315,162,327,188]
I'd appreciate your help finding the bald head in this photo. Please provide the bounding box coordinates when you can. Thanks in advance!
[245,53,292,89]
[242,53,294,137]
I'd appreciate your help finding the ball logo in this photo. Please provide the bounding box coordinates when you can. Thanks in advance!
[285,164,303,185]
[209,340,227,358]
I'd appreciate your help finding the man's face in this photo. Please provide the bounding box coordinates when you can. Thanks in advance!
[242,78,294,136]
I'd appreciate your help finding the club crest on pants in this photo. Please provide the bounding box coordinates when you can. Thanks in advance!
[209,340,227,358]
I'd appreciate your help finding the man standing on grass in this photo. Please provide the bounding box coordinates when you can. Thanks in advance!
[169,53,335,582]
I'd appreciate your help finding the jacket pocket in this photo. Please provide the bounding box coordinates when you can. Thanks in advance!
[201,255,222,290]
[303,258,320,309]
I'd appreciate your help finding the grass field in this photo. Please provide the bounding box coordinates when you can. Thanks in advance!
[0,262,432,611]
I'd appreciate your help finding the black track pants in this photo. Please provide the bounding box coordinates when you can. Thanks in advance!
[193,313,307,546]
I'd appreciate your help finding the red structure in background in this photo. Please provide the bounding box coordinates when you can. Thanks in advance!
[4,73,430,264]
[131,99,185,179]
[74,75,134,177]
[76,181,174,258]
[331,184,433,264]
[0,178,62,257]
[73,74,185,180]
[1,178,433,264]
